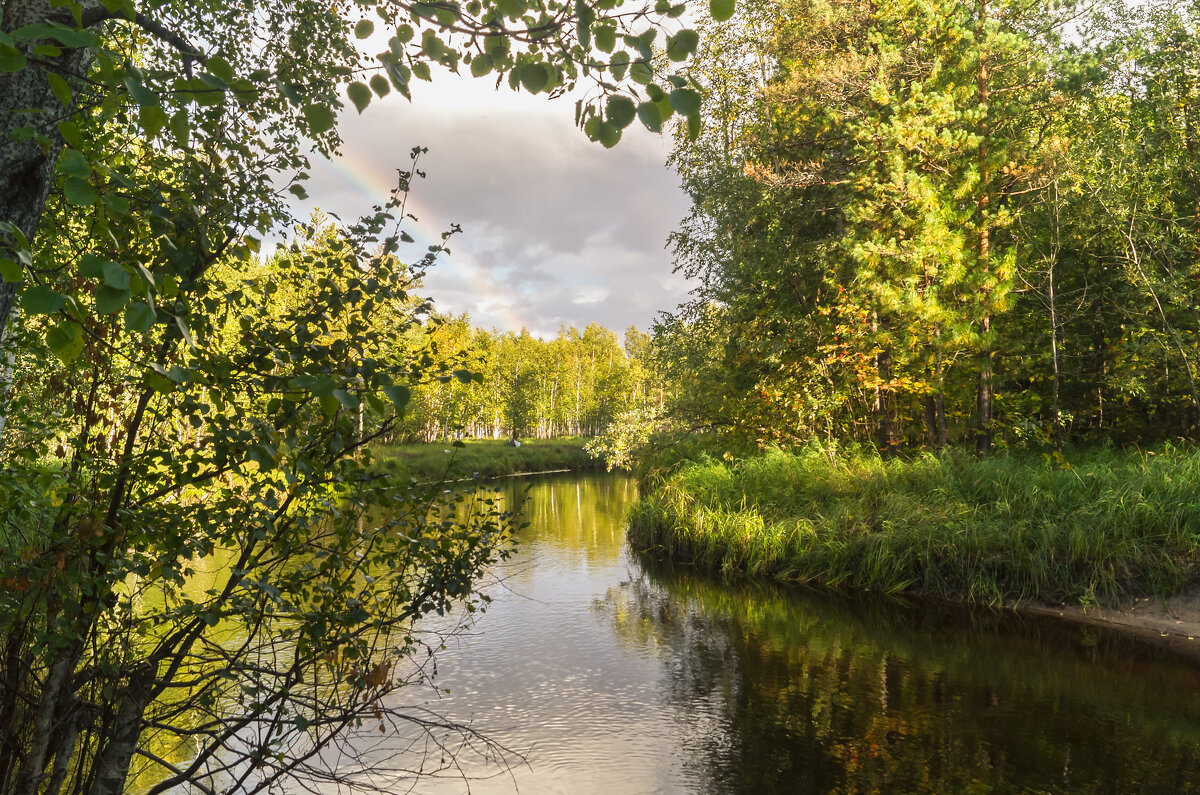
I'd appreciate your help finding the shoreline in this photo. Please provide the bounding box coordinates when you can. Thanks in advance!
[1013,585,1200,662]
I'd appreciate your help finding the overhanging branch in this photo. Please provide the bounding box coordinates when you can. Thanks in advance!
[70,6,207,74]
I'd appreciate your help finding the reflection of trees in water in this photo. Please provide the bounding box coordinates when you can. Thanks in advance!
[499,474,639,561]
[601,562,1200,794]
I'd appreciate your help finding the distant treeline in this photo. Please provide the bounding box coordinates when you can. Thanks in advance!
[390,317,666,443]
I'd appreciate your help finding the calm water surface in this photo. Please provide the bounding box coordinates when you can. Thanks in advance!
[320,472,1200,794]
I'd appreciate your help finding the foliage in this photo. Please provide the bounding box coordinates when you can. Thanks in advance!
[0,0,739,790]
[394,321,665,443]
[656,0,1200,453]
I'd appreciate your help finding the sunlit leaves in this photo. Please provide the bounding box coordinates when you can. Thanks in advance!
[347,81,372,113]
[45,321,82,363]
[666,30,699,62]
[606,95,637,129]
[520,62,550,93]
[710,0,737,22]
[303,103,337,134]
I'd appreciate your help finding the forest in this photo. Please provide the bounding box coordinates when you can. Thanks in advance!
[5,0,1200,790]
[392,316,663,443]
[624,0,1200,622]
[650,0,1200,455]
[0,0,713,792]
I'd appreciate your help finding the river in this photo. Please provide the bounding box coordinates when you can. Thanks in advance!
[306,471,1200,793]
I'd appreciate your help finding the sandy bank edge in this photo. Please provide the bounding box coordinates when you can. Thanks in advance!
[1012,584,1200,662]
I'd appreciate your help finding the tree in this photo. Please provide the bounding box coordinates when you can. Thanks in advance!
[0,0,717,432]
[0,1,734,792]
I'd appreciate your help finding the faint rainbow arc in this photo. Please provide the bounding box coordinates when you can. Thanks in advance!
[320,147,531,333]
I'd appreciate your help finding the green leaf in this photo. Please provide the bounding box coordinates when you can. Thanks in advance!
[0,259,22,283]
[95,284,131,315]
[79,253,106,278]
[170,109,189,149]
[57,121,85,149]
[46,72,72,108]
[332,388,360,410]
[124,75,159,106]
[303,104,336,134]
[205,55,235,82]
[606,95,636,129]
[0,45,27,72]
[102,260,130,290]
[46,322,83,363]
[470,53,493,78]
[140,104,168,139]
[412,61,431,82]
[22,286,65,315]
[630,61,653,85]
[609,51,629,81]
[710,0,736,22]
[594,24,616,53]
[103,193,131,215]
[382,385,411,410]
[124,302,155,332]
[347,81,371,113]
[393,25,414,44]
[58,148,90,179]
[597,121,621,148]
[369,74,390,97]
[668,87,701,116]
[637,101,663,133]
[355,19,375,39]
[63,177,97,206]
[666,29,699,62]
[520,63,549,94]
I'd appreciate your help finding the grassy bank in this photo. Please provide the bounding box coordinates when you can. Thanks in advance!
[627,444,1200,607]
[374,437,602,481]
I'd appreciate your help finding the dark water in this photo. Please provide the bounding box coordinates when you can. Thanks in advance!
[322,472,1200,794]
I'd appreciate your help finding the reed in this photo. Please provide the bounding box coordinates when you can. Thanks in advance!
[627,443,1200,607]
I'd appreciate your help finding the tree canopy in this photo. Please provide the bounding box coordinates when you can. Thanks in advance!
[0,1,732,792]
[654,0,1200,454]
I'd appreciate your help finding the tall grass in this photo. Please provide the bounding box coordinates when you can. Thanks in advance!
[374,438,602,481]
[627,444,1200,607]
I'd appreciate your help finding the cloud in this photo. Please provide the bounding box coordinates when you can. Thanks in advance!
[298,75,693,339]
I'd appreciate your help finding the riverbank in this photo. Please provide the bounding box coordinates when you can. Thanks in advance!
[627,444,1200,619]
[374,437,603,481]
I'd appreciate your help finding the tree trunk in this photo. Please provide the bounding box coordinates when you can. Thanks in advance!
[974,4,994,456]
[976,314,993,456]
[873,348,895,452]
[87,665,156,795]
[0,1,96,445]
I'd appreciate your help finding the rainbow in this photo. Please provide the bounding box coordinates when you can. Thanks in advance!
[319,147,532,334]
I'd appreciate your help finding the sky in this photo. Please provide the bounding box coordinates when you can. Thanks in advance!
[295,72,695,341]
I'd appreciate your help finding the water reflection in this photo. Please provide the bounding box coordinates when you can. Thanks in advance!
[302,473,1200,794]
[602,561,1200,793]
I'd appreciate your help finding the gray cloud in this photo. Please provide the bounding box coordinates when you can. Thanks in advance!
[298,80,693,339]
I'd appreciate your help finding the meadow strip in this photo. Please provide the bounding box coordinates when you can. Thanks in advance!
[627,445,1200,607]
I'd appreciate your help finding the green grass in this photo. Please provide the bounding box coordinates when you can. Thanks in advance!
[373,437,602,481]
[627,443,1200,608]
